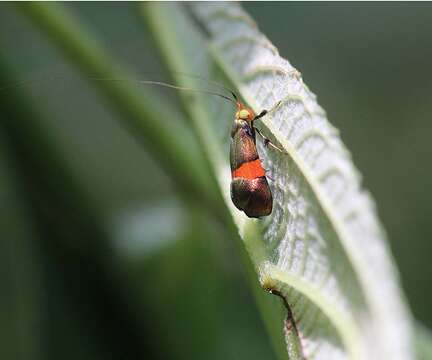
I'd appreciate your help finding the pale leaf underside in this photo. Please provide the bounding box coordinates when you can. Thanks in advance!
[145,3,414,360]
[192,4,413,360]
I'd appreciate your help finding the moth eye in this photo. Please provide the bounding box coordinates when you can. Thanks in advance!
[239,109,250,120]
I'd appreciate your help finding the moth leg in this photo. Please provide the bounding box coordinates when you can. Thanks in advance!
[254,127,287,154]
[267,100,283,115]
[254,101,283,121]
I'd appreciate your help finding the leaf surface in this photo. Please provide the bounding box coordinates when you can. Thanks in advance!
[144,3,414,359]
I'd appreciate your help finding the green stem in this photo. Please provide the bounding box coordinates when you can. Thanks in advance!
[0,55,164,360]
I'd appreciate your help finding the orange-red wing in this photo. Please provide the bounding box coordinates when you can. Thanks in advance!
[232,159,266,180]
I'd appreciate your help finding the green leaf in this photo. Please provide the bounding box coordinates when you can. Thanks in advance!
[415,324,432,360]
[143,3,414,359]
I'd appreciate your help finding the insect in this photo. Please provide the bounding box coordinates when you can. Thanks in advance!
[229,94,286,218]
[230,100,274,218]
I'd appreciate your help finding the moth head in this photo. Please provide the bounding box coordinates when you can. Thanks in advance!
[235,102,255,121]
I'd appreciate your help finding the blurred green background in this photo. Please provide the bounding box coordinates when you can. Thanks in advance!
[1,3,431,359]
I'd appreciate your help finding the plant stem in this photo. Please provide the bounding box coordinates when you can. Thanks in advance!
[0,56,164,360]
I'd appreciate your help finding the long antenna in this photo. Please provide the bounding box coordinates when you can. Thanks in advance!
[89,77,238,105]
[169,71,238,101]
[0,74,239,105]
